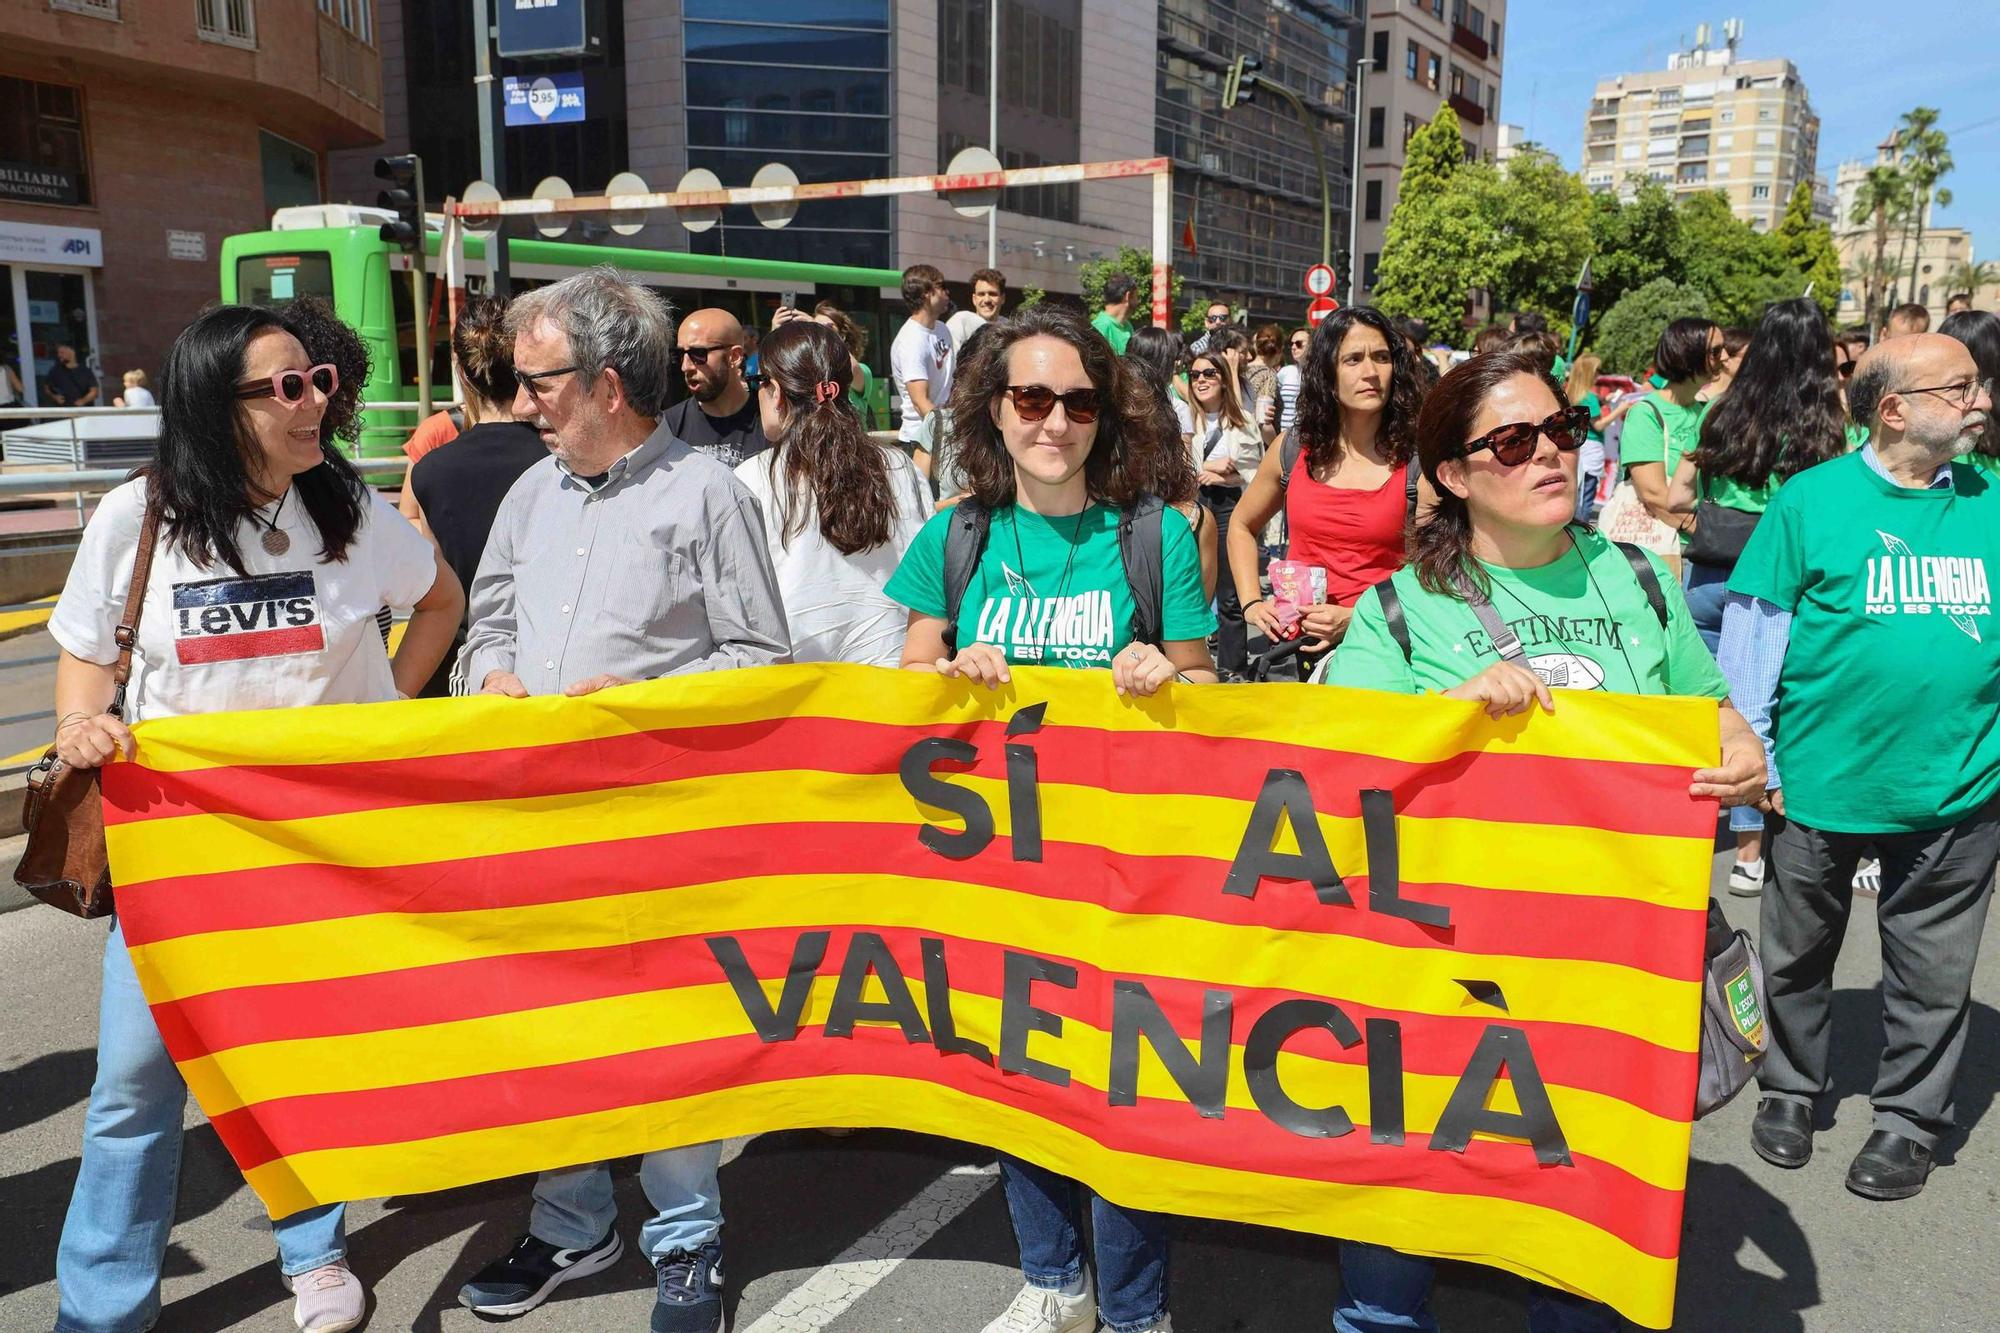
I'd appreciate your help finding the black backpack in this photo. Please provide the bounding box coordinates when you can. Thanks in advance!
[941,495,1168,655]
[1370,527,1669,663]
[1278,433,1421,523]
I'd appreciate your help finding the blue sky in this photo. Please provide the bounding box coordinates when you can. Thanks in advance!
[1499,3,2000,248]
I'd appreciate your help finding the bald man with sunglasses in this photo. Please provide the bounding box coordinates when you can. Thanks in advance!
[663,308,770,468]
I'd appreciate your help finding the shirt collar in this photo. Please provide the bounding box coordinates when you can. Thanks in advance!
[1861,442,1953,491]
[554,419,675,493]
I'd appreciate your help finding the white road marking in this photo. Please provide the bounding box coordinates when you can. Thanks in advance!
[741,1161,1001,1332]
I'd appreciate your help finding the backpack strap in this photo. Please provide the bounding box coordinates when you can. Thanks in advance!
[1403,460,1420,523]
[1372,576,1414,665]
[1611,537,1671,629]
[940,498,991,655]
[1117,493,1167,647]
[1450,568,1528,663]
[1277,432,1304,491]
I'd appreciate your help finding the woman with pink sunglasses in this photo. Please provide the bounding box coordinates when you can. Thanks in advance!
[46,301,461,1332]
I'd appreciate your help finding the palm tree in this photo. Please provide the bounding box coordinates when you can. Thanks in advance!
[1850,164,1907,331]
[1893,107,1954,310]
[1943,259,2000,303]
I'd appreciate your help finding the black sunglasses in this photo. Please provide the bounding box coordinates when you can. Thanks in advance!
[518,364,580,398]
[679,344,730,362]
[1837,358,1857,378]
[1003,384,1102,423]
[1189,367,1223,381]
[1460,407,1592,466]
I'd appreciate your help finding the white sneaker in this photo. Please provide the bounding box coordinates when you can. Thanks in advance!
[1728,858,1765,897]
[283,1260,366,1333]
[1853,857,1882,900]
[1129,1318,1174,1333]
[983,1281,1098,1333]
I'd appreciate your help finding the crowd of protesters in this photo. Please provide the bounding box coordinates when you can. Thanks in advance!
[40,259,1998,1333]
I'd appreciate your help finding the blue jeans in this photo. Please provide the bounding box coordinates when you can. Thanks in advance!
[1575,470,1603,525]
[1682,559,1762,835]
[531,1141,724,1260]
[1000,1156,1169,1333]
[57,922,345,1333]
[1335,1243,1623,1333]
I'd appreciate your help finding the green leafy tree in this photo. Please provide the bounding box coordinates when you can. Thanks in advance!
[1373,105,1484,344]
[1849,164,1908,330]
[1458,149,1594,323]
[1943,260,2000,300]
[1590,277,1713,377]
[1772,181,1842,319]
[1587,179,1685,313]
[1017,285,1047,310]
[1078,245,1182,317]
[1676,190,1798,326]
[1893,107,1953,306]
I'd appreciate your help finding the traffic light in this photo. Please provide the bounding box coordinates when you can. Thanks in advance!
[374,154,426,254]
[1221,54,1261,109]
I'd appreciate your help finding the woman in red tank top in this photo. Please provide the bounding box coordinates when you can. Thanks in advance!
[1226,306,1432,666]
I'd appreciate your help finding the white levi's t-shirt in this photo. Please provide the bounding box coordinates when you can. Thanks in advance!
[50,476,438,723]
[890,318,954,442]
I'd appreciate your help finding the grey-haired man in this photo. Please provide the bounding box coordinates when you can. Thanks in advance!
[456,268,790,1331]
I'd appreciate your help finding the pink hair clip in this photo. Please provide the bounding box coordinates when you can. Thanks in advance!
[814,380,841,404]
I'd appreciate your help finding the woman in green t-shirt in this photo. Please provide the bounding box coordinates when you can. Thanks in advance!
[1325,348,1766,1333]
[1663,297,1847,899]
[887,302,1215,1333]
[1621,316,1721,531]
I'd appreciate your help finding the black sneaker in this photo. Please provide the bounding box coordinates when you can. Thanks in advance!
[651,1238,725,1333]
[458,1229,624,1317]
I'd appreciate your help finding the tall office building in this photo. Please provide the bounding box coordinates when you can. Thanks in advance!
[1353,0,1505,304]
[1156,0,1365,321]
[1581,19,1819,234]
[336,0,1158,295]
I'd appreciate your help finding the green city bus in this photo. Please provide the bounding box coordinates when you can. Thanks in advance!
[220,207,904,457]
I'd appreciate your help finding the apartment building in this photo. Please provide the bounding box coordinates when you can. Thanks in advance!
[1581,20,1819,234]
[1353,0,1506,304]
[2,0,383,401]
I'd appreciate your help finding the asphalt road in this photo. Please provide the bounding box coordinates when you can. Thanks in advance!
[1,847,1995,1333]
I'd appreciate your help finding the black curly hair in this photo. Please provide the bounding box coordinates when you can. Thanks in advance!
[1290,305,1423,477]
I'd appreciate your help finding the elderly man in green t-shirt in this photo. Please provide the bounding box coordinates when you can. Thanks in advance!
[1719,332,1998,1202]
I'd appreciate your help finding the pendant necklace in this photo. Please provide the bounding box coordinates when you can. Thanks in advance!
[257,491,291,557]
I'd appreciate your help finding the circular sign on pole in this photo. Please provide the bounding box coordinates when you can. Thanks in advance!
[1304,263,1337,298]
[531,176,573,239]
[674,168,723,234]
[1306,295,1340,326]
[460,179,502,238]
[943,146,1003,219]
[605,171,650,237]
[750,162,800,229]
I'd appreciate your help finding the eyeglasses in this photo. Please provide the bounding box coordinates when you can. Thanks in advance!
[1460,406,1592,466]
[1898,377,1993,409]
[1003,384,1102,424]
[1205,313,1228,325]
[1837,358,1857,378]
[1189,367,1223,382]
[1290,337,1310,349]
[679,345,730,363]
[517,365,580,399]
[235,364,338,405]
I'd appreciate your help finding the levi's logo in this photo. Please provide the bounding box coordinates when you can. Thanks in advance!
[173,572,325,664]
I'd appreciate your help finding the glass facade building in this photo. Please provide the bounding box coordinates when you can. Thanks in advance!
[1157,0,1363,319]
[682,2,894,267]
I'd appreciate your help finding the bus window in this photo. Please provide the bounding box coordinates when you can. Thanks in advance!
[390,271,452,390]
[237,253,334,308]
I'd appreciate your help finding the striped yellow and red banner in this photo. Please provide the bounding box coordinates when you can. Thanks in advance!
[102,664,1718,1327]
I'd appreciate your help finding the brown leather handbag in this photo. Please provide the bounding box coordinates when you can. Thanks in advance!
[16,501,162,918]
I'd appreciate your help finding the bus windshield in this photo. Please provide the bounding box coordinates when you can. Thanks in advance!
[235,252,335,308]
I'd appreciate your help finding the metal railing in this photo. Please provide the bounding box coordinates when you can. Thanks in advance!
[0,402,448,777]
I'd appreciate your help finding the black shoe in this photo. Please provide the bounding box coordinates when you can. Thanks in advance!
[1750,1098,1814,1168]
[1846,1130,1934,1200]
[458,1229,624,1317]
[652,1238,725,1333]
